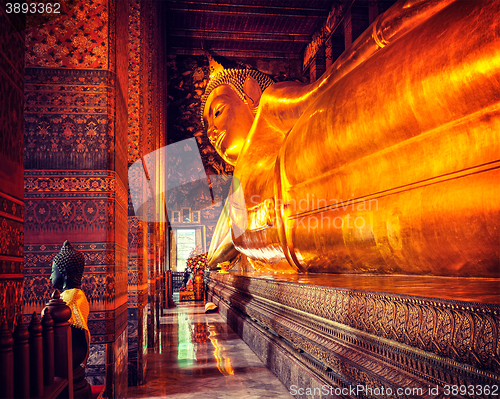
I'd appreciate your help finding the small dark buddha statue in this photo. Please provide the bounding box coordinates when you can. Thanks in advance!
[51,241,92,398]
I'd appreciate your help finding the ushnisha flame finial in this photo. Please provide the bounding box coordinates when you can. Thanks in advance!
[207,52,225,80]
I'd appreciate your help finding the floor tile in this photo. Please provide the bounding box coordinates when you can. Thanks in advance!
[127,302,293,398]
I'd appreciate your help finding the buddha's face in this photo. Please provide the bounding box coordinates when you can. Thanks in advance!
[50,262,64,290]
[203,84,255,165]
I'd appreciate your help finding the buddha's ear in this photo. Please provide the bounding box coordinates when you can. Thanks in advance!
[243,75,262,108]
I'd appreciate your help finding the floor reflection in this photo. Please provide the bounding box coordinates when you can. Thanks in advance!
[208,325,234,376]
[127,303,292,398]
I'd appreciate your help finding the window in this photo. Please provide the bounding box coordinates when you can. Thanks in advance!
[181,207,190,223]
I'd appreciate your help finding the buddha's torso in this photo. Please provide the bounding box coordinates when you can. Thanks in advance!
[226,0,500,277]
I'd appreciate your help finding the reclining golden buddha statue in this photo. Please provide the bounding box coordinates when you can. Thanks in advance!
[202,0,499,277]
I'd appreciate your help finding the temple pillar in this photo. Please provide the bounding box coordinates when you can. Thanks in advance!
[127,0,167,384]
[127,197,147,386]
[325,38,333,69]
[330,33,345,64]
[0,8,25,332]
[23,0,130,397]
[309,47,326,83]
[343,4,370,50]
[343,7,353,49]
[126,0,147,386]
[351,3,370,43]
[369,0,379,25]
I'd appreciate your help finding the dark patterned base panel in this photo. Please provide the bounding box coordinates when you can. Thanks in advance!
[0,192,24,330]
[207,273,500,399]
[127,305,148,386]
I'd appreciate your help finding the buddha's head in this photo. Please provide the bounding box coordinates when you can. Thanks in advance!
[201,55,274,165]
[51,240,85,291]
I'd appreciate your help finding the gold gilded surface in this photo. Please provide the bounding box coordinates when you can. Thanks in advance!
[208,272,500,377]
[204,85,256,165]
[226,271,500,305]
[203,0,500,277]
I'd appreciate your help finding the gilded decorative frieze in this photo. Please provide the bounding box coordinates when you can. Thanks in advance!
[213,273,500,374]
[208,273,500,397]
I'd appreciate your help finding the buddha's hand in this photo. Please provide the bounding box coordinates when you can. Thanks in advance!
[207,241,240,270]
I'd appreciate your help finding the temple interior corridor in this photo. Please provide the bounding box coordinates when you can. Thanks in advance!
[126,302,292,399]
[1,0,498,397]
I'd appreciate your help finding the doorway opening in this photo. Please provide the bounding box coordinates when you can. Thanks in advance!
[175,228,196,271]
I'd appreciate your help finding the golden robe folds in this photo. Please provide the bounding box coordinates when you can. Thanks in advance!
[206,0,500,277]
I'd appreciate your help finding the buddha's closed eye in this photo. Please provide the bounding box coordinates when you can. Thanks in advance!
[214,104,225,118]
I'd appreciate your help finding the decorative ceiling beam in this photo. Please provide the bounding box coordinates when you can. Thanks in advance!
[168,29,311,43]
[167,1,327,18]
[167,47,303,60]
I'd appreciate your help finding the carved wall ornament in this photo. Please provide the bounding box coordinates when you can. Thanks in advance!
[208,272,500,396]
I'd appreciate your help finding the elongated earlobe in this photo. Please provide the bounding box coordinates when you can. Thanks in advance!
[243,76,262,110]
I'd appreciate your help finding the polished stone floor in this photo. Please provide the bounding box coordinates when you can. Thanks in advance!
[127,302,293,398]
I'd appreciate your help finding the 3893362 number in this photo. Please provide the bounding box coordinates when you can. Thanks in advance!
[443,385,498,396]
[4,3,61,14]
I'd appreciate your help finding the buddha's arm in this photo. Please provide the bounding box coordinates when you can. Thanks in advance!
[257,0,454,135]
[207,200,240,268]
[207,229,240,268]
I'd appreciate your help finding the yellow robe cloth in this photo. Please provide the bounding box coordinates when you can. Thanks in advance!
[61,288,91,366]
